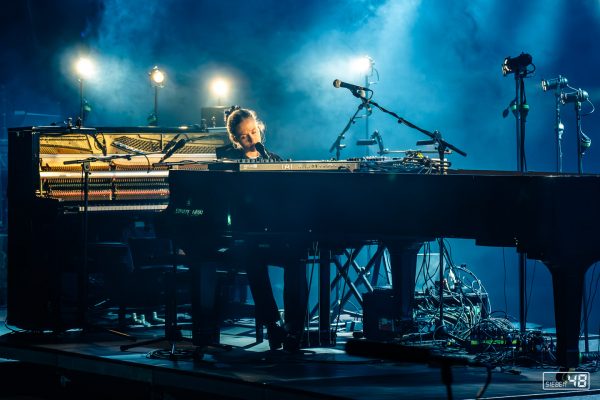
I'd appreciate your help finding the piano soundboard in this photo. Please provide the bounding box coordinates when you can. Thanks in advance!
[8,126,228,207]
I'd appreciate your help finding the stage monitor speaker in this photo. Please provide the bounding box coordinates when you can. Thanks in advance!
[363,287,403,340]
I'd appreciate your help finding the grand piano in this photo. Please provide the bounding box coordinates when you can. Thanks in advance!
[7,125,227,331]
[162,163,600,368]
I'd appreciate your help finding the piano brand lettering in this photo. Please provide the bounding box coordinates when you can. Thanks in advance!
[174,208,204,216]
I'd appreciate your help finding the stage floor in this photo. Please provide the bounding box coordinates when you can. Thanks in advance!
[0,309,598,399]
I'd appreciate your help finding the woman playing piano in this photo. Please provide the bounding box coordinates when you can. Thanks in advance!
[217,107,282,161]
[218,107,307,352]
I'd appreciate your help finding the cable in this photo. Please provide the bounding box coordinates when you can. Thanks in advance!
[524,260,537,321]
[582,98,595,116]
[502,248,508,315]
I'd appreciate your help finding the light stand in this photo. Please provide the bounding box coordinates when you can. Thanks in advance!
[154,85,159,126]
[572,93,591,352]
[79,78,85,125]
[576,100,584,174]
[566,90,591,174]
[542,76,568,172]
[555,97,564,173]
[503,53,534,334]
[74,57,95,126]
[149,67,165,127]
[362,57,376,156]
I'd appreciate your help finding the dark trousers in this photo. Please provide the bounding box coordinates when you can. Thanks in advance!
[246,261,308,334]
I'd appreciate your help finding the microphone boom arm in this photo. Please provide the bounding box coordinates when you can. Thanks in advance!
[365,96,467,157]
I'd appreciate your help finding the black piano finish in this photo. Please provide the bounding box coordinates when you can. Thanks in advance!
[163,169,600,368]
[6,126,225,331]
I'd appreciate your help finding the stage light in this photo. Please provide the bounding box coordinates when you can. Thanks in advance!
[352,56,374,74]
[210,78,230,106]
[561,88,589,104]
[542,76,568,92]
[74,57,96,125]
[502,53,533,76]
[148,66,166,126]
[75,57,95,80]
[150,66,165,87]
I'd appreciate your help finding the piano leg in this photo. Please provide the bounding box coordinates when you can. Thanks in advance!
[284,257,309,342]
[190,261,219,346]
[385,241,422,323]
[549,261,587,368]
[319,249,332,345]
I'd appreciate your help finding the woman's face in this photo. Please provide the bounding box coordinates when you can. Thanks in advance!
[233,117,261,152]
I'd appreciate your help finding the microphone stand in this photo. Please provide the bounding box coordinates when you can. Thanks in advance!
[329,102,366,160]
[553,89,564,173]
[358,94,467,339]
[575,100,585,174]
[574,99,590,352]
[63,153,136,339]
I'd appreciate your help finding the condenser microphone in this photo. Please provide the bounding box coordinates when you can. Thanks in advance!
[333,79,368,93]
[580,132,592,154]
[255,142,270,159]
[111,141,145,155]
[159,138,187,162]
[561,89,589,104]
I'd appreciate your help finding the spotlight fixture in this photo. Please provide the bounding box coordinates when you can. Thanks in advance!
[561,88,589,104]
[210,78,230,106]
[74,57,96,125]
[149,66,165,87]
[148,66,166,126]
[502,53,533,76]
[541,76,568,92]
[75,57,95,80]
[352,55,374,74]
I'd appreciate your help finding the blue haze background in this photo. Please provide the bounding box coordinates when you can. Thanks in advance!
[1,0,599,332]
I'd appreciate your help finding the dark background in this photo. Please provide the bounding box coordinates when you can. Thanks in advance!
[1,0,599,332]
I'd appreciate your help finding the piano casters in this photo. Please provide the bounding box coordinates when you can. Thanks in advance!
[63,153,136,340]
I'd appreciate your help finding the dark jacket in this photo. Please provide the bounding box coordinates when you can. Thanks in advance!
[216,143,282,161]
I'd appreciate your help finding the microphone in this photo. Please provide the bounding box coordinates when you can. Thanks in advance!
[91,134,107,156]
[159,138,187,163]
[580,132,592,154]
[254,142,270,159]
[542,76,568,92]
[111,141,146,155]
[333,79,368,93]
[561,89,589,104]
